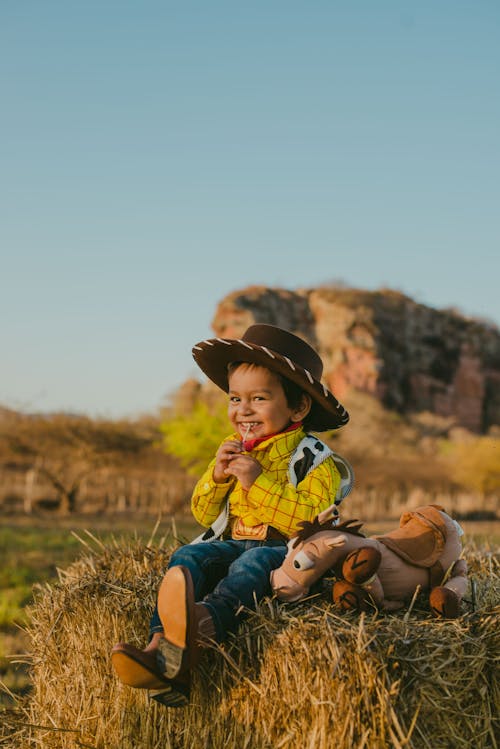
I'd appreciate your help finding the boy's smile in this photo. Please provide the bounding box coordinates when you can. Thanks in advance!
[227,364,305,440]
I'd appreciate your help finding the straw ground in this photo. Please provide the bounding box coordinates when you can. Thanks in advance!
[3,536,499,749]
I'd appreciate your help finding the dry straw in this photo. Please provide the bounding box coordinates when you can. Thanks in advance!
[2,535,499,749]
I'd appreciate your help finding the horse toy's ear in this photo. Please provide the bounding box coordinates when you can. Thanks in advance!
[324,535,348,549]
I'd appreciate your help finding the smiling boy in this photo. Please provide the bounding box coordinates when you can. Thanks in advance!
[111,324,349,706]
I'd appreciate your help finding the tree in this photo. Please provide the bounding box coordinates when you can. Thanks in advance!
[446,435,500,495]
[160,396,230,476]
[0,411,156,514]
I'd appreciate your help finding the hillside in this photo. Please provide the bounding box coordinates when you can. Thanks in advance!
[211,285,500,433]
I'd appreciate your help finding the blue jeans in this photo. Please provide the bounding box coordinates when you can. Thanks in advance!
[149,539,287,643]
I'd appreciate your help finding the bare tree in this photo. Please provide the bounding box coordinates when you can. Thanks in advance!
[0,411,157,514]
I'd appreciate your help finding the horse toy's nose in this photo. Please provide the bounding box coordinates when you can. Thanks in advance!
[270,568,309,602]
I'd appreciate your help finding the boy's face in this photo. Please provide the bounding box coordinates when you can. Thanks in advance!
[227,364,310,440]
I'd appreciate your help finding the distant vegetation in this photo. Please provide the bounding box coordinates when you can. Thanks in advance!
[160,379,229,475]
[0,379,499,522]
[0,407,191,517]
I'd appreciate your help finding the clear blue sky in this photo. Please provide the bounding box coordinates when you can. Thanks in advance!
[1,1,499,418]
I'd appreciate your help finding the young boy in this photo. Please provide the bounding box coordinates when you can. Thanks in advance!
[111,324,349,706]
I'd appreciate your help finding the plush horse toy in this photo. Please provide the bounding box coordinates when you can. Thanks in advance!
[270,504,468,618]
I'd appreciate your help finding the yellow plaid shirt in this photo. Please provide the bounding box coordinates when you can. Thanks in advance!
[191,427,341,539]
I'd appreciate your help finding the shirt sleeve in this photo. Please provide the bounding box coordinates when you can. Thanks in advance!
[243,457,341,537]
[190,457,236,527]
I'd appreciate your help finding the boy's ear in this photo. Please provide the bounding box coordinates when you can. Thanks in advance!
[292,393,312,422]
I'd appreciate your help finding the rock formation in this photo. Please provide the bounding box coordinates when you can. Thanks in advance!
[211,285,500,433]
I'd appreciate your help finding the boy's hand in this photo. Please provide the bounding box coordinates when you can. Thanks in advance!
[224,454,262,490]
[213,439,243,483]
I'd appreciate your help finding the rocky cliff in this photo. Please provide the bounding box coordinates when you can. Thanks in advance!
[211,285,500,433]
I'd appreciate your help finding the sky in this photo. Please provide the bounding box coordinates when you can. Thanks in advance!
[1,1,499,419]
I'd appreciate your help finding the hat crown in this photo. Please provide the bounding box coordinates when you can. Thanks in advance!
[242,324,323,380]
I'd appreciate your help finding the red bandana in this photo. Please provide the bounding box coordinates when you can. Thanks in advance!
[242,422,302,452]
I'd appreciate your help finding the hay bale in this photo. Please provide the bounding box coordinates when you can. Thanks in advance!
[15,538,500,748]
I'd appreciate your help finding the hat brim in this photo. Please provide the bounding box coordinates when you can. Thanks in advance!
[192,337,349,431]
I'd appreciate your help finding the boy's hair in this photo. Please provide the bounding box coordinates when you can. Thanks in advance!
[227,361,312,428]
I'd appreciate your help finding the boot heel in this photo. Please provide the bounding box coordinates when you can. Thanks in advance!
[149,682,190,708]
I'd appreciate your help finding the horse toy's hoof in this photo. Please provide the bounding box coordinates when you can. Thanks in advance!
[333,580,374,612]
[429,586,461,619]
[342,546,382,585]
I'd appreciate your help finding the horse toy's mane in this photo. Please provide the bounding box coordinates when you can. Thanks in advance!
[293,517,365,549]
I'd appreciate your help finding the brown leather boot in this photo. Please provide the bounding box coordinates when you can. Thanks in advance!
[157,566,216,680]
[111,641,170,689]
[110,639,190,706]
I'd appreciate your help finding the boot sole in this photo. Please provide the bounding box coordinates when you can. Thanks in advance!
[157,566,195,678]
[111,650,170,690]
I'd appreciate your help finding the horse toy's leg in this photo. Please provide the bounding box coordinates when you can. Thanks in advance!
[332,546,388,613]
[429,558,468,618]
[333,547,468,619]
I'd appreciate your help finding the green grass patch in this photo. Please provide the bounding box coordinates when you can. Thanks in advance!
[0,587,32,628]
[0,526,83,626]
[0,516,199,628]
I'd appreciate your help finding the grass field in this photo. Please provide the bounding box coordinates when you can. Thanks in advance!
[1,512,498,709]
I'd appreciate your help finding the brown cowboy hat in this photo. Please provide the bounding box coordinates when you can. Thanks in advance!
[192,324,349,431]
